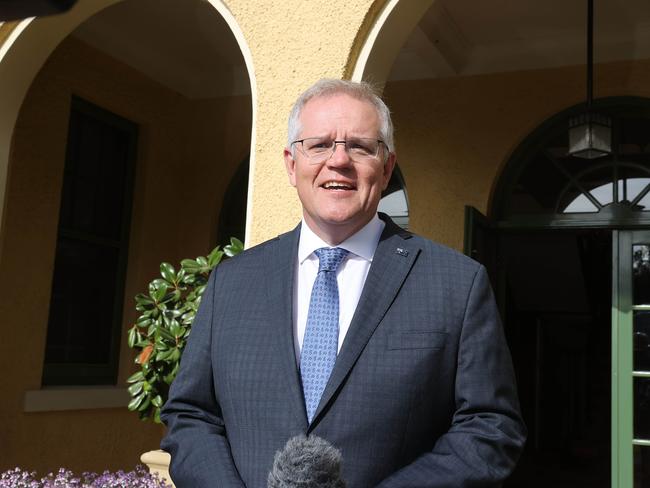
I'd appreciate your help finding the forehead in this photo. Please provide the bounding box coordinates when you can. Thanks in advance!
[299,93,380,136]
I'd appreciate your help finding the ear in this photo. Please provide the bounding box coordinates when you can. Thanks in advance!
[381,152,397,190]
[284,147,297,187]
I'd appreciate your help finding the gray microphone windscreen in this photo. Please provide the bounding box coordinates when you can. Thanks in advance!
[268,434,345,488]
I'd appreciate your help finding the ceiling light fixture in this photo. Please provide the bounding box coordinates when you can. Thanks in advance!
[568,0,612,159]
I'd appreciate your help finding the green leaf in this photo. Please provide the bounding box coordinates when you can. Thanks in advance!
[207,248,224,268]
[128,381,144,396]
[155,349,173,361]
[152,395,163,408]
[153,283,168,302]
[224,237,244,257]
[154,408,162,424]
[152,278,168,287]
[196,256,208,268]
[127,326,138,349]
[128,392,145,411]
[181,259,201,274]
[157,326,175,342]
[127,371,145,383]
[135,294,155,306]
[176,268,186,283]
[169,321,182,337]
[160,262,175,282]
[160,291,177,304]
[169,348,181,362]
[136,316,152,328]
[137,394,151,412]
[164,309,183,319]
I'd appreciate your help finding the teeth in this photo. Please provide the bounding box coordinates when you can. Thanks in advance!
[324,181,352,189]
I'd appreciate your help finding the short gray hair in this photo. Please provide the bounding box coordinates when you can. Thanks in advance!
[287,79,394,153]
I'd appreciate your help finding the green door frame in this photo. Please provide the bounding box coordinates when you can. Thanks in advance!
[612,230,634,488]
[613,230,650,488]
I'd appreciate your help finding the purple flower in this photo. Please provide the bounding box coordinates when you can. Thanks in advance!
[0,466,169,488]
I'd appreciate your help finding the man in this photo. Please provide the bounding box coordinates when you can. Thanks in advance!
[161,79,526,487]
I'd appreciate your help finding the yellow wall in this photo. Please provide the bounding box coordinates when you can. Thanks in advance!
[384,58,650,250]
[0,35,251,473]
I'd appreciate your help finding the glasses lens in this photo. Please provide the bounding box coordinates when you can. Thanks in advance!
[346,138,380,159]
[297,137,383,164]
[302,137,332,160]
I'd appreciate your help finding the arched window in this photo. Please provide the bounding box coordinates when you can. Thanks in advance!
[494,97,650,227]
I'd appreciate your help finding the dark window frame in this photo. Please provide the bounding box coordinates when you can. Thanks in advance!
[42,96,138,386]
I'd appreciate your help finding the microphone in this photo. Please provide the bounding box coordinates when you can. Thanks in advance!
[268,434,346,488]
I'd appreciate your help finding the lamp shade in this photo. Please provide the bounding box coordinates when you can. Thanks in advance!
[568,112,612,159]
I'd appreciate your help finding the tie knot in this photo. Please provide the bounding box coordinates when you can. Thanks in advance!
[314,247,348,272]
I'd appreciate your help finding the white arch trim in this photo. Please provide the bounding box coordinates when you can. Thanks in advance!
[350,0,434,90]
[204,1,258,249]
[0,0,257,250]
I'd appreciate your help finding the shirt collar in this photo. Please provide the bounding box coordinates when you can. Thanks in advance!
[298,214,385,264]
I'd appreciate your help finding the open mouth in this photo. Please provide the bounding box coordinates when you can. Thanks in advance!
[321,181,356,191]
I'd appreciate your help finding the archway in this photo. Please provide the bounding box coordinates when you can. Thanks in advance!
[0,0,257,475]
[469,98,650,487]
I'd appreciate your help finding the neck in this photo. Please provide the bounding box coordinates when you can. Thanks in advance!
[303,215,375,246]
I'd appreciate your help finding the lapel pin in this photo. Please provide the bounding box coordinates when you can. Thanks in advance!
[395,247,409,257]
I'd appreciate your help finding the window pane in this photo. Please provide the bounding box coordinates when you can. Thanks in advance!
[44,237,120,365]
[635,445,650,488]
[635,311,650,371]
[638,191,650,212]
[616,165,650,206]
[561,188,600,213]
[59,108,131,240]
[634,377,650,439]
[633,245,650,305]
[581,165,614,206]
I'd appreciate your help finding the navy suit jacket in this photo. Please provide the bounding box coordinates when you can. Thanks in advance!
[161,215,526,487]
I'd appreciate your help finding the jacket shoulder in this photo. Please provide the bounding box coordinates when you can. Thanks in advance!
[407,232,481,274]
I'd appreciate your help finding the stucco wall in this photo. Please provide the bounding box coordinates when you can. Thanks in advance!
[384,58,650,250]
[0,35,251,473]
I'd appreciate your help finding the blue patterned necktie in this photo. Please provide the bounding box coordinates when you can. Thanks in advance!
[300,247,349,423]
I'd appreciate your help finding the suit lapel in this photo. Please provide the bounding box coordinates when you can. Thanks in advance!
[266,225,309,428]
[310,219,420,426]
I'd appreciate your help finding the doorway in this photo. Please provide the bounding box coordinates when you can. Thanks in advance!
[464,97,650,487]
[500,230,612,487]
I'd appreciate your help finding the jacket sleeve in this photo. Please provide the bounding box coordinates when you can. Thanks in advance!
[160,270,246,488]
[376,265,527,487]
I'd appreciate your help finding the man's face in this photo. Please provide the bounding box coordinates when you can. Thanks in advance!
[284,93,396,244]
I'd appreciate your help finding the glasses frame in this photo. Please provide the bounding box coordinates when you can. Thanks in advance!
[291,137,388,164]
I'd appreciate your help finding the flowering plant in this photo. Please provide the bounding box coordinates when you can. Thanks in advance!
[0,465,169,488]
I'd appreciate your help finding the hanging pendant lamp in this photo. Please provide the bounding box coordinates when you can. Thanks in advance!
[568,0,612,159]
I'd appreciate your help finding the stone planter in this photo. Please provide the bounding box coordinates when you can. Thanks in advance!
[141,450,175,487]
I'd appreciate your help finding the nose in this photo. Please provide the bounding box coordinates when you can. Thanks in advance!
[327,141,352,167]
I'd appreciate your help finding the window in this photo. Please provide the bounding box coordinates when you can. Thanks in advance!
[379,164,409,229]
[495,98,650,226]
[42,96,138,386]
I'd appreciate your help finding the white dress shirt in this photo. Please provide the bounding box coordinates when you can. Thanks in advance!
[293,215,385,363]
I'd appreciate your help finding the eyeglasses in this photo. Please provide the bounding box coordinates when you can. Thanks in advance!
[291,137,387,164]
